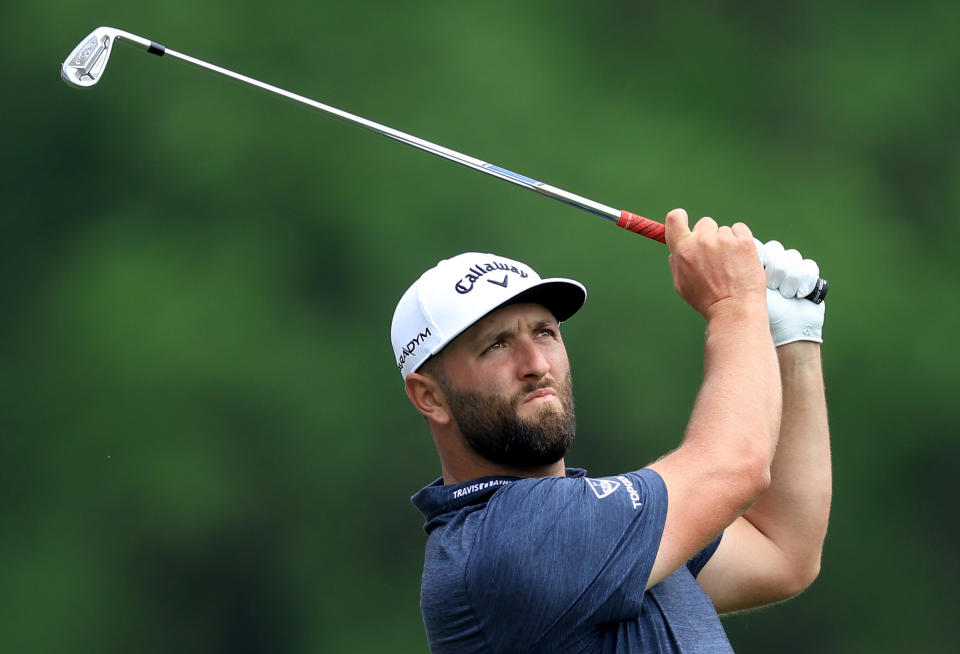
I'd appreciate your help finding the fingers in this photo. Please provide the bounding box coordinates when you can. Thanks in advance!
[776,249,804,297]
[667,210,757,255]
[758,239,821,298]
[695,216,719,234]
[695,218,756,247]
[665,211,729,247]
[664,208,690,252]
[768,248,801,293]
[732,222,754,240]
[760,240,783,271]
[794,259,820,298]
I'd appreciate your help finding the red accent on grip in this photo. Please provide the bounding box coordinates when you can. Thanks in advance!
[617,210,666,243]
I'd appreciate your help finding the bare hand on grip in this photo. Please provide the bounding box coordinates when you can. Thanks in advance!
[664,209,767,320]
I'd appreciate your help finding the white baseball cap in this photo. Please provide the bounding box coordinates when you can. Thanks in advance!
[391,252,587,378]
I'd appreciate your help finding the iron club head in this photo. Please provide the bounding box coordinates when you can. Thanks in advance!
[61,27,157,88]
[61,27,118,87]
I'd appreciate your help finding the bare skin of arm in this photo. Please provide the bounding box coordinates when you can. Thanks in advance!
[646,209,781,589]
[696,340,831,612]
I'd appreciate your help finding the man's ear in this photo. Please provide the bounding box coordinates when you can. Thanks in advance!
[405,372,452,425]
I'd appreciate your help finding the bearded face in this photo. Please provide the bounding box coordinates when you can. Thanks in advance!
[440,371,576,468]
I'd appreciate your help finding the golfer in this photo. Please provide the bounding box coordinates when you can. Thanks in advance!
[391,209,830,653]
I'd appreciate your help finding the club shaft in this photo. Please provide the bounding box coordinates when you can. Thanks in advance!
[150,45,622,221]
[73,29,826,304]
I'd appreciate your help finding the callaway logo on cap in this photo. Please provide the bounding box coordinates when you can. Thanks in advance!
[390,252,587,378]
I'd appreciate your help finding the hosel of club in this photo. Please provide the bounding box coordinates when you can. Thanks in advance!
[61,27,828,304]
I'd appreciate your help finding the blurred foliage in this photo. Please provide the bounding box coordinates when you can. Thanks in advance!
[2,1,959,652]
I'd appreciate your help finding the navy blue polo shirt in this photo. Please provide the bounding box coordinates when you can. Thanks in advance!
[411,468,732,653]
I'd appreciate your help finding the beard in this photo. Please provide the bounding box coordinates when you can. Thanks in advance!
[441,372,576,468]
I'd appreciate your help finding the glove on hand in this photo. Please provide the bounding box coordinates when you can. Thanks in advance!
[754,239,826,346]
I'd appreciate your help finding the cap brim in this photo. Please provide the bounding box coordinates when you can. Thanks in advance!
[499,277,586,323]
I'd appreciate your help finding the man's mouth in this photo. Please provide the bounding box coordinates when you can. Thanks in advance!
[523,388,558,404]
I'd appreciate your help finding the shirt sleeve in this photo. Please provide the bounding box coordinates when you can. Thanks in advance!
[687,533,723,577]
[464,468,668,652]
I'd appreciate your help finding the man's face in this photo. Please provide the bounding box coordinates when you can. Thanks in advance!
[433,303,576,467]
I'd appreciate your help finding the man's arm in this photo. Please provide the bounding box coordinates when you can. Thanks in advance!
[697,342,830,610]
[697,246,832,612]
[645,209,781,589]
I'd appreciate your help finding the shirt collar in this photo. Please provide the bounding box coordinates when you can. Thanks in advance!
[411,468,587,523]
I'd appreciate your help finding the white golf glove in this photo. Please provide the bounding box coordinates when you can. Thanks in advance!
[754,239,826,346]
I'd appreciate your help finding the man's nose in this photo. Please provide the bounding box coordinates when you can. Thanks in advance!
[516,338,550,379]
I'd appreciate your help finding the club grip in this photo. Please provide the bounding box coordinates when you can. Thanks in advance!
[617,210,666,243]
[617,210,828,304]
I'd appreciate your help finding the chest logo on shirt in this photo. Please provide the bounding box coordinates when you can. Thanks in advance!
[586,477,621,499]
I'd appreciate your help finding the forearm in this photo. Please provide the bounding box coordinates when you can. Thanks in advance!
[689,306,781,474]
[741,341,832,581]
[646,303,782,588]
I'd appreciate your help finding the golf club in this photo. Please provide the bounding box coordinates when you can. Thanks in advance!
[61,26,828,303]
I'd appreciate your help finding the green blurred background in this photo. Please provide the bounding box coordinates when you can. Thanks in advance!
[4,1,958,652]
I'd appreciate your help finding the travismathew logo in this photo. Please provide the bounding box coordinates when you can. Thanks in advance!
[455,260,530,294]
[451,478,513,499]
[397,326,432,371]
